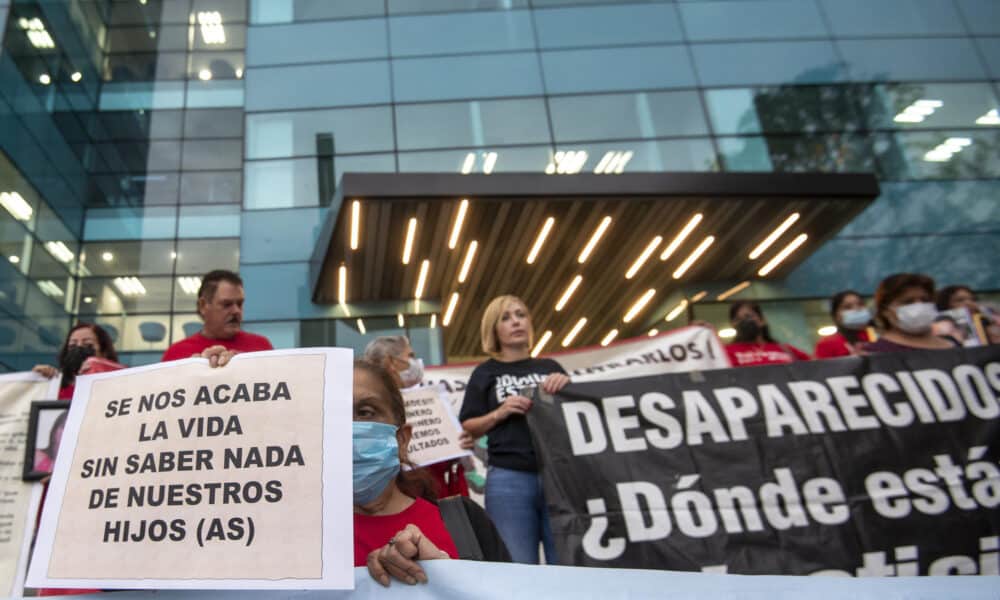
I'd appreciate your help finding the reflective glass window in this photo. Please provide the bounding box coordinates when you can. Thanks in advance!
[541,46,695,94]
[710,85,868,135]
[251,0,385,23]
[188,52,245,81]
[873,130,1000,180]
[186,80,245,108]
[763,134,876,173]
[839,39,987,82]
[171,314,203,344]
[692,41,843,87]
[549,91,709,142]
[175,238,240,275]
[388,0,527,14]
[79,240,176,276]
[183,109,244,138]
[680,1,826,41]
[95,110,184,141]
[244,158,321,209]
[534,4,682,48]
[957,0,1000,35]
[28,238,73,280]
[246,107,394,159]
[389,11,535,57]
[107,25,187,54]
[976,38,1000,79]
[397,146,552,174]
[99,81,187,110]
[104,314,173,352]
[395,98,550,151]
[240,321,299,349]
[180,171,242,204]
[90,173,180,207]
[240,262,312,320]
[178,205,240,237]
[84,206,177,240]
[393,53,543,102]
[246,61,391,110]
[76,277,173,315]
[190,24,247,52]
[550,139,719,173]
[241,207,325,263]
[718,137,774,172]
[704,89,763,135]
[334,154,397,183]
[820,0,964,36]
[181,139,243,171]
[106,52,186,81]
[866,82,1000,131]
[246,19,387,66]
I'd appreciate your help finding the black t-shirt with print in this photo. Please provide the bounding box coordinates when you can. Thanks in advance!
[459,357,566,472]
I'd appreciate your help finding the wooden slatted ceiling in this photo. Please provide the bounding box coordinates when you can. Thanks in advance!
[313,173,878,360]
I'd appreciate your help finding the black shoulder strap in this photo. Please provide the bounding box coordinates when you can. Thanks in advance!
[438,496,485,561]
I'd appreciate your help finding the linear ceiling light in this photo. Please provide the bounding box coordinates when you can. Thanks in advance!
[397,313,404,328]
[532,330,553,357]
[402,217,417,264]
[562,318,587,347]
[555,275,583,312]
[717,281,751,301]
[197,11,226,45]
[0,191,33,221]
[526,217,555,264]
[38,280,64,298]
[338,265,347,305]
[648,329,659,337]
[578,216,611,264]
[660,214,703,261]
[672,236,715,279]
[758,234,808,277]
[623,289,656,323]
[458,240,478,284]
[626,236,662,279]
[19,17,55,49]
[448,199,469,249]
[442,292,459,326]
[350,200,360,251]
[749,213,800,260]
[665,299,688,322]
[414,259,430,299]
[177,276,201,295]
[357,319,366,335]
[600,329,619,347]
[430,314,437,329]
[44,241,74,264]
[691,291,707,303]
[113,276,146,296]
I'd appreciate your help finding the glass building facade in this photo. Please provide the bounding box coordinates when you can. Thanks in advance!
[0,0,998,370]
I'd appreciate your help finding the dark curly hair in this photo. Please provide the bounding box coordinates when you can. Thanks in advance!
[56,322,118,365]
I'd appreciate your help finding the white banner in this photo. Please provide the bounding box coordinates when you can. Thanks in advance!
[401,385,471,468]
[0,372,58,597]
[27,348,354,590]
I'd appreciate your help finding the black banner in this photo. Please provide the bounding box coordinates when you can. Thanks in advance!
[528,346,1000,576]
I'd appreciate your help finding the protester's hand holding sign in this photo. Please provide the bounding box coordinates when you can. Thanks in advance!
[366,523,449,587]
[540,372,570,395]
[197,344,238,368]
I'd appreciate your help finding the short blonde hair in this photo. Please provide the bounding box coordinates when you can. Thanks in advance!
[480,295,533,356]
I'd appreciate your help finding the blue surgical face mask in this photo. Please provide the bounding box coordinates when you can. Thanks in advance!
[353,421,400,505]
[840,308,871,330]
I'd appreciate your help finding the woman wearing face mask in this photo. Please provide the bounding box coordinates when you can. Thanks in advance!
[32,323,122,400]
[814,290,874,359]
[459,295,570,565]
[725,301,811,367]
[364,336,470,498]
[353,361,510,587]
[865,273,956,353]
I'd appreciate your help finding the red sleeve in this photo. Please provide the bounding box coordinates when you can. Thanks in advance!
[162,338,198,362]
[788,345,812,361]
[814,336,848,359]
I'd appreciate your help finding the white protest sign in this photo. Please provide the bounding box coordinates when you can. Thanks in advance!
[0,372,58,596]
[401,385,471,468]
[27,348,354,590]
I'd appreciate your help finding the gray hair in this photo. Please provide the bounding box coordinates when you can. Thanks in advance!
[363,335,410,366]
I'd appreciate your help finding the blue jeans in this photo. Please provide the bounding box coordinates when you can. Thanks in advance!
[485,466,558,565]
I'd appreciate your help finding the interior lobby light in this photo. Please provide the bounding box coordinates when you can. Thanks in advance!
[593,151,634,175]
[457,240,477,284]
[19,17,55,49]
[749,213,799,260]
[719,327,736,339]
[460,153,475,174]
[623,289,656,323]
[0,191,33,221]
[562,318,587,347]
[397,313,404,327]
[578,216,611,264]
[818,325,837,336]
[758,233,808,277]
[338,265,347,305]
[44,241,74,263]
[691,291,707,303]
[177,276,201,295]
[8,256,20,264]
[414,259,430,299]
[350,200,360,250]
[673,236,715,279]
[430,314,437,329]
[544,151,588,175]
[482,152,498,174]
[197,11,226,45]
[101,251,114,262]
[665,299,688,322]
[975,109,1000,126]
[448,199,468,249]
[39,73,51,85]
[600,329,618,347]
[924,137,973,163]
[442,292,459,326]
[357,319,366,335]
[660,214,702,261]
[532,330,553,357]
[38,280,64,298]
[70,71,82,82]
[625,236,662,279]
[555,275,583,312]
[647,328,659,337]
[717,281,751,301]
[198,69,213,81]
[113,276,147,296]
[893,99,942,124]
[526,217,555,264]
[402,217,417,264]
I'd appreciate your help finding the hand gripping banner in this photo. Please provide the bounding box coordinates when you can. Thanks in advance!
[528,346,1000,576]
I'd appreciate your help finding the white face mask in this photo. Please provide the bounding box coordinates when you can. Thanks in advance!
[894,302,937,335]
[397,357,424,388]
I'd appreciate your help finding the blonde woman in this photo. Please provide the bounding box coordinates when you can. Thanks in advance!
[459,295,569,564]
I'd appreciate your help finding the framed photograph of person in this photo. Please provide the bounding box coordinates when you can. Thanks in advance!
[23,401,69,481]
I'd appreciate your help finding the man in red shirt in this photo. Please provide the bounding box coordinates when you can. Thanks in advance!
[161,269,272,366]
